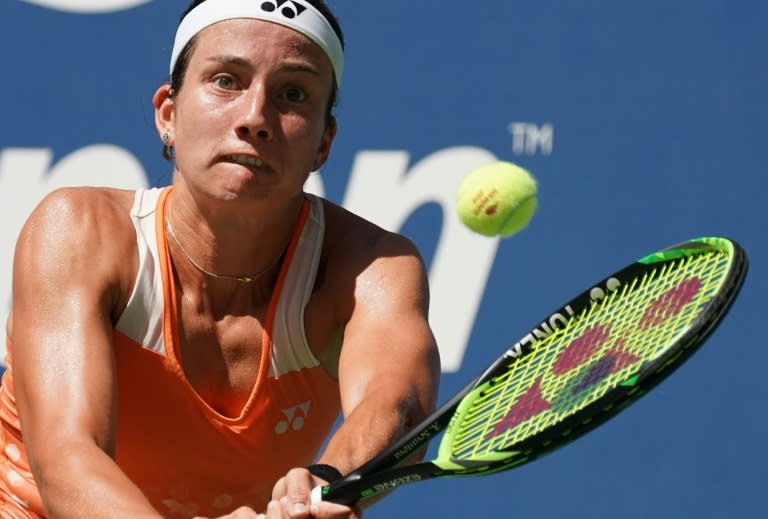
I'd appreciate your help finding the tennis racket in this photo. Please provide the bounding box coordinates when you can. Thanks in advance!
[311,236,748,505]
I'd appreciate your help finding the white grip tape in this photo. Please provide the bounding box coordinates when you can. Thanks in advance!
[310,485,324,505]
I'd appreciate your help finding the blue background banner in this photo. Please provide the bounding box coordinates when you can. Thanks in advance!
[1,1,765,517]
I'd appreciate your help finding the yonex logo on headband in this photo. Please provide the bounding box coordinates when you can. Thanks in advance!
[260,0,306,19]
[171,0,344,87]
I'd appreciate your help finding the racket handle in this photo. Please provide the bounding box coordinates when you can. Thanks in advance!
[310,483,358,506]
[310,485,324,505]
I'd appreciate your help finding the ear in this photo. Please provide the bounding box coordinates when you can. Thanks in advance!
[153,84,176,141]
[313,116,337,171]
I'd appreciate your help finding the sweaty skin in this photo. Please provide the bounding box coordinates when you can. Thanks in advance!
[2,16,439,519]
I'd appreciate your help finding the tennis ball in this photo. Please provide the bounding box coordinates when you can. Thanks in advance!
[456,161,538,237]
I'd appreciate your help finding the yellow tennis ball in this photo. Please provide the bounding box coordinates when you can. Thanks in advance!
[456,161,538,237]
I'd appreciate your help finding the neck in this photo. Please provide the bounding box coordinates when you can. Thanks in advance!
[166,213,289,284]
[164,191,304,285]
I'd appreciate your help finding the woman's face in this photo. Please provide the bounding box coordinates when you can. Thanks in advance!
[156,18,336,205]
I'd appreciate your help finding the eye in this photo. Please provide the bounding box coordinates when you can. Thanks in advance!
[213,75,237,90]
[283,87,307,103]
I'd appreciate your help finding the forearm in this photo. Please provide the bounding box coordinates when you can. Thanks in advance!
[315,394,422,475]
[33,440,160,519]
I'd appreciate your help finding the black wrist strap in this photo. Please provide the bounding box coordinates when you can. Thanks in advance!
[307,463,343,483]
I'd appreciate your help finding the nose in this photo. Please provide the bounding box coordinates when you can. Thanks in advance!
[235,84,273,142]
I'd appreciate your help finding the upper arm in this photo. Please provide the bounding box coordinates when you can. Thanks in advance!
[336,231,441,429]
[10,188,131,466]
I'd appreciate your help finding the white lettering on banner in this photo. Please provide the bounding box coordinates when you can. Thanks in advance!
[0,145,149,361]
[0,145,496,374]
[16,0,151,14]
[342,147,500,372]
[509,122,554,156]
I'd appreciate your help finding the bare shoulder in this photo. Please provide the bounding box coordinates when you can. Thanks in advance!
[32,185,135,216]
[12,187,139,325]
[318,198,430,319]
[320,197,426,274]
[18,186,136,253]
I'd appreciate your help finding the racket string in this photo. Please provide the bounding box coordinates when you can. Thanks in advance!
[449,250,732,460]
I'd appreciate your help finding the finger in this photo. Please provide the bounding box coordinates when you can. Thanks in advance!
[283,468,314,517]
[280,494,311,518]
[309,501,361,519]
[271,476,288,501]
[229,506,261,518]
[265,499,282,519]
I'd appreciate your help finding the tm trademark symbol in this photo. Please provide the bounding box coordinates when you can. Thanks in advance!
[508,122,554,156]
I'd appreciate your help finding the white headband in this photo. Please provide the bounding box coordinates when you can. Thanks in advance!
[170,0,344,88]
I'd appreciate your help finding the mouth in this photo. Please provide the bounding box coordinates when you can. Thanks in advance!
[223,154,265,168]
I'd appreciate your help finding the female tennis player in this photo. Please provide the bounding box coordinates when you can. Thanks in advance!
[0,1,440,517]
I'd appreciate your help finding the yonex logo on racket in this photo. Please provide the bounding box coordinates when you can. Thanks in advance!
[507,305,575,358]
[551,324,612,375]
[589,277,621,301]
[488,378,551,438]
[507,278,623,359]
[639,277,701,329]
[488,276,704,440]
[260,0,307,19]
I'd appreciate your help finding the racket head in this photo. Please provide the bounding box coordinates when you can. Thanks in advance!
[316,237,747,504]
[434,236,747,474]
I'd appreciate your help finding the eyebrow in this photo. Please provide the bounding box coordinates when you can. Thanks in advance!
[206,55,321,76]
[207,55,251,67]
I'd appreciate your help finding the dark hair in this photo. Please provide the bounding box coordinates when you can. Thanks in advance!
[163,0,345,160]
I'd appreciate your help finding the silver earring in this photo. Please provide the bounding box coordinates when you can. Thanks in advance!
[162,133,171,144]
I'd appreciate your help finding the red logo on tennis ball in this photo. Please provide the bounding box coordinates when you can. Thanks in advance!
[472,189,499,215]
[457,162,538,237]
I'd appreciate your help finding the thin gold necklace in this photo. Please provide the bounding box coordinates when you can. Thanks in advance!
[165,212,288,284]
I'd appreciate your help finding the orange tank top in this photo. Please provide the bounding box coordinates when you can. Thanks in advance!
[0,188,341,518]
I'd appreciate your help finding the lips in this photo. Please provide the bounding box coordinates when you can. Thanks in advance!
[223,154,265,168]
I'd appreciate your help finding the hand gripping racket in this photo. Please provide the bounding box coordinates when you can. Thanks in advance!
[311,236,748,506]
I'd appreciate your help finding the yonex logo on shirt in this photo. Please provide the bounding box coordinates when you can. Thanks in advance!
[275,401,312,434]
[260,0,307,19]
